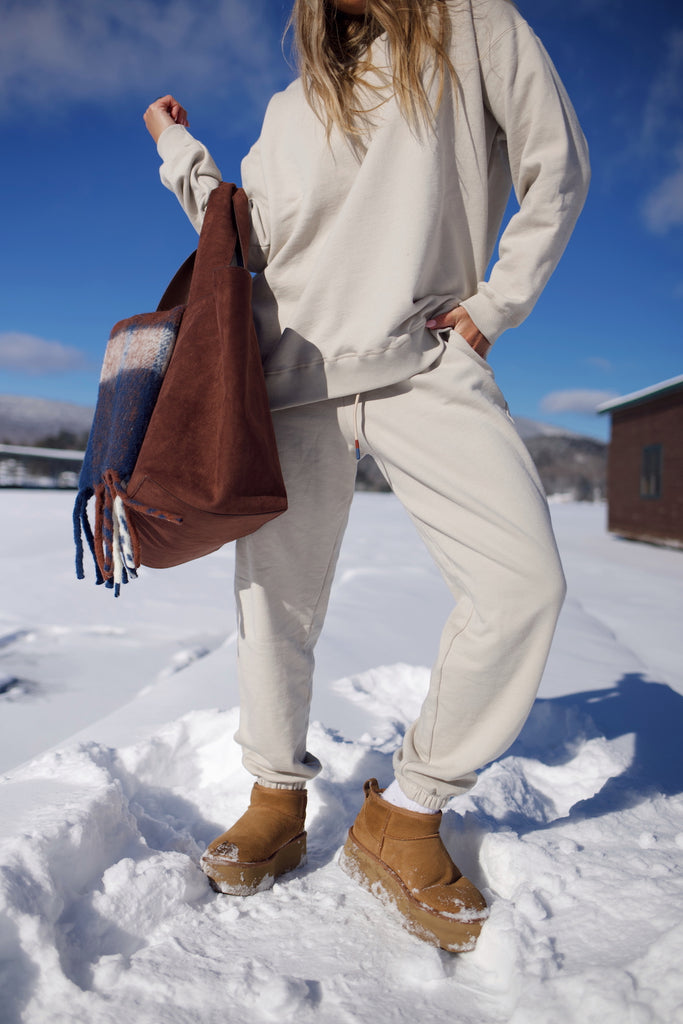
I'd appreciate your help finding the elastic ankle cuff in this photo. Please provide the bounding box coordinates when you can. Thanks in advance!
[382,779,440,814]
[390,778,448,812]
[256,778,307,791]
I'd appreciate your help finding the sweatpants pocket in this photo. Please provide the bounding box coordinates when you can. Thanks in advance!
[445,327,493,374]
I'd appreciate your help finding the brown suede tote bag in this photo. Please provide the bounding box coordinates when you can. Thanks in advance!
[74,182,287,594]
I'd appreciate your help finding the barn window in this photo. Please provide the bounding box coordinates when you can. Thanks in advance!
[640,444,662,499]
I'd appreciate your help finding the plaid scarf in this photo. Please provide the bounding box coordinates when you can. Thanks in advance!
[73,306,184,595]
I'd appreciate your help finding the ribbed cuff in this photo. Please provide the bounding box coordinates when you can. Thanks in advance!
[382,779,440,814]
[256,778,307,791]
[156,122,190,161]
[459,293,507,346]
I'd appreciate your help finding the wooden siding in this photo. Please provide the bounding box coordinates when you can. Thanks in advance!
[606,391,683,546]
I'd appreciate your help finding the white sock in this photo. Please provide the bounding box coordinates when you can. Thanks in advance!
[381,779,439,814]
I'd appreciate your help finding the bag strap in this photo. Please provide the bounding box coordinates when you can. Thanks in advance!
[156,182,251,312]
[157,251,197,311]
[232,187,252,270]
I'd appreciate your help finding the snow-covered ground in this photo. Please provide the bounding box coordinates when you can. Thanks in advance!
[1,490,682,1024]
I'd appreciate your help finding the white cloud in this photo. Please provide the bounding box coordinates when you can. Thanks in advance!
[540,389,619,415]
[642,147,683,234]
[0,0,290,117]
[0,332,86,374]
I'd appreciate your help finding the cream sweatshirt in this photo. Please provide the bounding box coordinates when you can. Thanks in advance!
[157,0,589,410]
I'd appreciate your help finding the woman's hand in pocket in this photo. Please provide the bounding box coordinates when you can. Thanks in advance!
[426,306,491,360]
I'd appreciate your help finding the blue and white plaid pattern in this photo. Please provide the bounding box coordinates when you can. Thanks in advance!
[74,306,184,595]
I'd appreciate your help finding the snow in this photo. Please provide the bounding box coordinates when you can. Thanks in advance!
[1,491,682,1024]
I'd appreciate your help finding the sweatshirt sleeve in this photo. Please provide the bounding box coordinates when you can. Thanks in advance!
[157,123,223,234]
[460,6,591,343]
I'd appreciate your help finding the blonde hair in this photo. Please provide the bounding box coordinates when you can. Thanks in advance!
[288,0,456,137]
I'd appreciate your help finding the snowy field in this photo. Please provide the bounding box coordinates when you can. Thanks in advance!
[1,489,682,1024]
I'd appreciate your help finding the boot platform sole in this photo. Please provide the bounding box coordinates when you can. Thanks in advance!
[201,832,307,896]
[339,830,486,952]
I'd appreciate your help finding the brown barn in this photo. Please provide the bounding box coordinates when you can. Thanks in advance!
[598,375,683,548]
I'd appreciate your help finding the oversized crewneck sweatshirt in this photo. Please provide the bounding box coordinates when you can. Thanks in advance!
[157,0,589,410]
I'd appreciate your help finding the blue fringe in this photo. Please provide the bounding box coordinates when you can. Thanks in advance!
[73,489,104,586]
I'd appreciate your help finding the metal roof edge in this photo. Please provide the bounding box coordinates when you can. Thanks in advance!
[597,374,683,414]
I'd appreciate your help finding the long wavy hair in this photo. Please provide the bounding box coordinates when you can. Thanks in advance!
[288,0,456,137]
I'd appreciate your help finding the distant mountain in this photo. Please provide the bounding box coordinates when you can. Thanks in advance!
[0,395,93,446]
[513,416,582,441]
[523,433,606,501]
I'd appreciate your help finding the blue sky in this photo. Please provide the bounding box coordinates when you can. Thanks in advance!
[0,0,681,441]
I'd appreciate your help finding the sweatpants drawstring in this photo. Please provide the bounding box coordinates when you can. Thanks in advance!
[353,393,361,461]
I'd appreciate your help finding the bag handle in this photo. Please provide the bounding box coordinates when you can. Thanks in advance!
[157,251,196,311]
[232,187,252,271]
[156,183,251,312]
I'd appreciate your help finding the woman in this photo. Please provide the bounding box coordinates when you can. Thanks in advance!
[144,0,589,952]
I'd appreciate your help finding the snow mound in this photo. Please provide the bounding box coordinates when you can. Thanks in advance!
[2,679,683,1024]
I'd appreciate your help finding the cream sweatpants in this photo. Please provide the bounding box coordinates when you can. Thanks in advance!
[234,331,566,810]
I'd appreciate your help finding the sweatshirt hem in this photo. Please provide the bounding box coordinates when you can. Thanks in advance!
[264,330,445,411]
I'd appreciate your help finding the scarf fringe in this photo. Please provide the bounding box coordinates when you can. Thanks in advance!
[73,470,182,597]
[73,489,103,586]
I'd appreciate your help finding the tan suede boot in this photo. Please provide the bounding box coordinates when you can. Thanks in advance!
[201,783,307,895]
[339,778,488,951]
